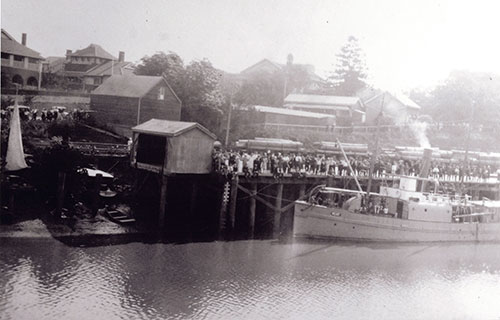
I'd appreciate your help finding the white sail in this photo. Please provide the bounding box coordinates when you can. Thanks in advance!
[5,102,28,171]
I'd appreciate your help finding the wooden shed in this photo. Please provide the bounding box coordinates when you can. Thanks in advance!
[131,119,217,175]
[91,75,182,137]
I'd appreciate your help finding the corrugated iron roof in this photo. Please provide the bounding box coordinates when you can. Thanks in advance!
[132,119,217,139]
[285,93,360,106]
[1,29,43,59]
[253,105,335,119]
[69,44,116,60]
[285,103,351,112]
[92,75,164,98]
[86,61,134,76]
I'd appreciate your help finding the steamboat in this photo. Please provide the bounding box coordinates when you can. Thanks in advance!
[293,149,500,242]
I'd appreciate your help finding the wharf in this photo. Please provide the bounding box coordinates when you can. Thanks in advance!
[214,172,500,240]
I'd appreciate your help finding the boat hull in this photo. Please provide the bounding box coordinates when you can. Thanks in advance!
[293,201,500,242]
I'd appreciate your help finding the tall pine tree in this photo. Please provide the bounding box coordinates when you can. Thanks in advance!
[329,36,368,96]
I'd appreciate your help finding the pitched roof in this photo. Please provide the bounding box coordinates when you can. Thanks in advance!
[86,61,134,76]
[284,93,360,106]
[391,92,421,110]
[91,75,165,98]
[241,58,325,83]
[253,105,336,119]
[357,88,421,110]
[1,29,42,59]
[69,43,116,60]
[132,119,217,139]
[240,59,283,74]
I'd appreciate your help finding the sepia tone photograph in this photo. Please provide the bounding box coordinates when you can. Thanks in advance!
[1,0,500,319]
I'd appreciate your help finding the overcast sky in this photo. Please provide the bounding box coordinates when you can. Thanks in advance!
[2,0,500,91]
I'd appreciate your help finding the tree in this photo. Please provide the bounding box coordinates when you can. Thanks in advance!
[135,52,228,136]
[233,71,284,107]
[329,36,368,95]
[412,70,500,124]
[180,59,226,135]
[135,51,185,94]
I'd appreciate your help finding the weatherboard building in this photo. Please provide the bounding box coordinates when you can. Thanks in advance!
[90,74,182,137]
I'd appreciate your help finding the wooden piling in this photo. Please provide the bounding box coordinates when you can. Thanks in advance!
[273,183,283,239]
[248,183,257,239]
[159,175,168,228]
[299,184,306,198]
[188,180,198,240]
[91,173,101,217]
[218,181,229,240]
[228,175,239,238]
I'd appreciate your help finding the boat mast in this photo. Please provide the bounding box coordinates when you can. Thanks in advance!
[366,93,385,199]
[336,138,363,194]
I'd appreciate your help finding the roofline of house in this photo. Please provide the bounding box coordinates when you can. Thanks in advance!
[161,74,182,105]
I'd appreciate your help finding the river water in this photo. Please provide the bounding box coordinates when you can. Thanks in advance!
[1,238,500,320]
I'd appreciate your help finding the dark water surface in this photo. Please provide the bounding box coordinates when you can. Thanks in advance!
[1,238,500,320]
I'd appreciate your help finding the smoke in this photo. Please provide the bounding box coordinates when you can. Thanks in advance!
[373,91,432,148]
[409,120,431,148]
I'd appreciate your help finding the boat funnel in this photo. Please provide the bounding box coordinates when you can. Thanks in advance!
[419,148,433,192]
[419,148,433,178]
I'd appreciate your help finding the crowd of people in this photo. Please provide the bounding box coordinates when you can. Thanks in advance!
[1,106,92,123]
[212,149,500,182]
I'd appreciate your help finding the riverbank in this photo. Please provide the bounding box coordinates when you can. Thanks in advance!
[0,210,142,245]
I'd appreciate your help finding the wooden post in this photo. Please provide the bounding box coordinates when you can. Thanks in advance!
[9,189,16,216]
[91,173,102,217]
[159,175,168,228]
[299,184,306,198]
[56,172,67,218]
[248,183,257,239]
[188,180,198,240]
[228,175,239,238]
[273,183,283,239]
[218,181,230,240]
[327,175,334,187]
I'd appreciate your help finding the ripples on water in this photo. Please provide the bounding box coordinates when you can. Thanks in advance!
[1,238,500,320]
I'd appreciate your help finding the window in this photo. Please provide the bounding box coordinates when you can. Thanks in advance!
[158,87,165,100]
[13,55,24,61]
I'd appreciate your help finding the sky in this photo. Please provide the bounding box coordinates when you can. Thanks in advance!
[2,0,500,92]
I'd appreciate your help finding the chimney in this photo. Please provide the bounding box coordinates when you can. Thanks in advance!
[21,33,27,46]
[66,49,72,56]
[118,51,125,62]
[419,148,433,178]
[419,148,433,191]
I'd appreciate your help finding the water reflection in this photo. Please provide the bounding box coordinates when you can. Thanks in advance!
[1,238,500,319]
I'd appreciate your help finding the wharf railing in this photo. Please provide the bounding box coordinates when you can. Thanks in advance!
[69,142,129,157]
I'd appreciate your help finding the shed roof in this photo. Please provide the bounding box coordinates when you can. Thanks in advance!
[132,119,217,139]
[1,29,43,59]
[91,75,166,98]
[285,93,360,106]
[69,44,116,60]
[253,105,335,119]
